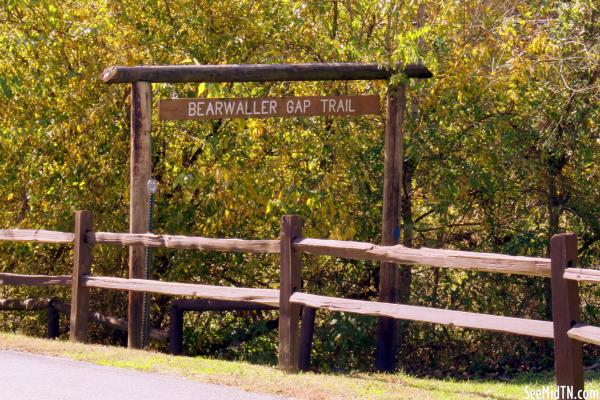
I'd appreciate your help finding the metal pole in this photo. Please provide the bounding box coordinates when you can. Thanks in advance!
[141,179,157,347]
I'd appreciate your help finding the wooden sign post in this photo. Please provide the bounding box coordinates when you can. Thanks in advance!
[101,63,432,367]
[159,95,380,120]
[376,83,406,372]
[128,81,152,349]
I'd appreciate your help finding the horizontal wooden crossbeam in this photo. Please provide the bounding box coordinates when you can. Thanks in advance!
[0,273,71,286]
[87,231,279,254]
[567,323,600,346]
[83,276,280,307]
[100,63,433,83]
[290,292,554,339]
[294,238,551,277]
[563,268,600,284]
[0,229,74,244]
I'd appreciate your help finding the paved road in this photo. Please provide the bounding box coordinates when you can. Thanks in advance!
[0,350,287,400]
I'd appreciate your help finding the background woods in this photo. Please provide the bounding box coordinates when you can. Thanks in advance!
[0,0,598,376]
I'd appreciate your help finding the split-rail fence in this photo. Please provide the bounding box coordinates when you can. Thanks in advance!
[1,211,599,397]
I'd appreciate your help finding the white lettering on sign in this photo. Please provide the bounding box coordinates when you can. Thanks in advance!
[320,98,356,113]
[161,95,379,121]
[188,101,206,117]
[286,99,311,114]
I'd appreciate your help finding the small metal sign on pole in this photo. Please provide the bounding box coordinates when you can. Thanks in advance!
[141,178,158,347]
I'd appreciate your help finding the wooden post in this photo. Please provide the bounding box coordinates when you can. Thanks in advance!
[376,83,406,372]
[69,210,93,342]
[168,303,184,355]
[298,306,316,372]
[46,299,60,339]
[279,215,303,372]
[128,81,152,349]
[550,233,584,397]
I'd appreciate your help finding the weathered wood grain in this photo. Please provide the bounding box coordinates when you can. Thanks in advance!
[550,234,584,392]
[563,268,600,284]
[129,81,152,349]
[83,276,279,307]
[88,232,280,254]
[0,229,74,244]
[377,82,405,372]
[290,292,554,339]
[0,273,71,286]
[100,63,433,84]
[567,323,600,347]
[70,211,93,343]
[279,215,303,372]
[294,238,551,277]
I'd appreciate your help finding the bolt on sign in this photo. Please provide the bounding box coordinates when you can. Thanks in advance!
[159,95,380,120]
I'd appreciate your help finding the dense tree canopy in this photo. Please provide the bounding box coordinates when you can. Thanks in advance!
[0,0,598,376]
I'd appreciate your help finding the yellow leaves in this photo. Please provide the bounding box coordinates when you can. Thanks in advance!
[71,181,86,190]
[247,119,265,140]
[506,88,520,104]
[265,200,274,215]
[526,34,559,59]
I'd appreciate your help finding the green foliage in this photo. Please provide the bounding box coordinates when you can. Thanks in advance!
[1,0,599,377]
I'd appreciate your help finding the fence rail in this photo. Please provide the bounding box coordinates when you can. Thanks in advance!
[0,298,53,310]
[82,276,279,306]
[563,268,600,284]
[0,273,72,286]
[289,292,554,339]
[0,297,168,341]
[1,211,600,395]
[567,323,600,346]
[0,229,74,244]
[295,238,551,277]
[87,232,279,253]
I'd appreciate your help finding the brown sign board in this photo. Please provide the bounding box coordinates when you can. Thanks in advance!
[159,95,380,120]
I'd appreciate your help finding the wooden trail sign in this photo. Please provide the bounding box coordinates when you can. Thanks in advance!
[159,95,380,120]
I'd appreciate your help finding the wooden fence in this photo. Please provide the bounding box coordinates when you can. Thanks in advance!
[1,211,599,396]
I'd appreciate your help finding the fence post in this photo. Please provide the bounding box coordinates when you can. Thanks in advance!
[46,299,60,339]
[69,210,93,342]
[298,306,316,372]
[168,303,184,355]
[279,215,303,372]
[376,82,406,372]
[128,80,152,349]
[550,233,584,398]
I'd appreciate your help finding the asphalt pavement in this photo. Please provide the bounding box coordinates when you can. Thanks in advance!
[0,350,287,400]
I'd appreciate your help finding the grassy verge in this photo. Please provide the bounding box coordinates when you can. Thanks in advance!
[1,332,598,400]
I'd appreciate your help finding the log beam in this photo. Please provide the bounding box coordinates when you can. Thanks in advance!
[101,63,433,84]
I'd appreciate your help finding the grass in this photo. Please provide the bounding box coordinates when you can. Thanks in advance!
[1,332,599,400]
